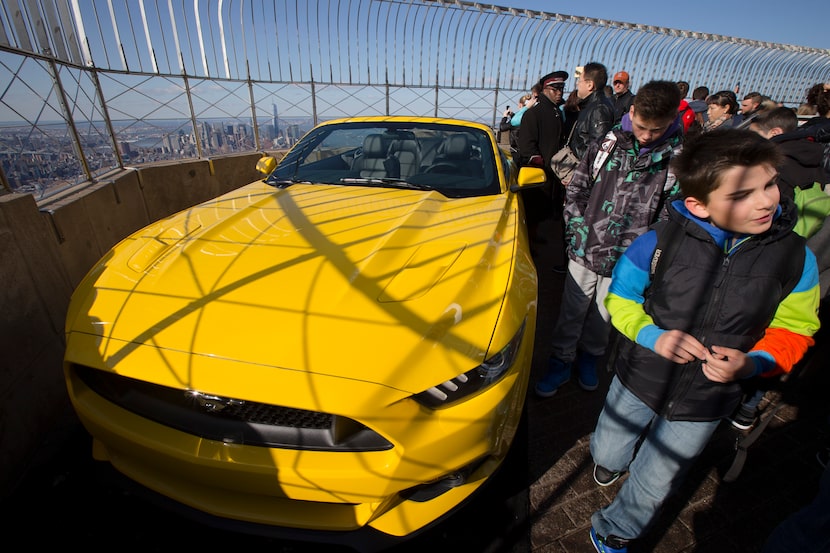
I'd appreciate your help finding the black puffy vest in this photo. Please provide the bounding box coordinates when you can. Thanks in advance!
[615,199,806,421]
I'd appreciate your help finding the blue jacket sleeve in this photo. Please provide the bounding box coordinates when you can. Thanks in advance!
[604,230,666,351]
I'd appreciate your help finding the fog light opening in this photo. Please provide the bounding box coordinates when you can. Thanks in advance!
[399,457,488,503]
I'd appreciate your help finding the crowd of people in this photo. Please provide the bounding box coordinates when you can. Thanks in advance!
[500,65,830,553]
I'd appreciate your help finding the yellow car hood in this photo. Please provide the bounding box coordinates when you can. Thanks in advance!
[67,182,524,395]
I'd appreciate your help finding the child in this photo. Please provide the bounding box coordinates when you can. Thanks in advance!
[726,106,830,430]
[588,128,821,553]
[535,80,684,397]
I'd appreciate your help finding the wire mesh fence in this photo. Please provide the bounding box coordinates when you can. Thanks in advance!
[1,0,828,198]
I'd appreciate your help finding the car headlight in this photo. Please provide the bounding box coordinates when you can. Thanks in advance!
[413,320,527,409]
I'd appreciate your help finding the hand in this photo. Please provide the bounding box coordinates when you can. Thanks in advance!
[528,155,543,167]
[701,345,754,383]
[503,109,512,117]
[654,329,707,364]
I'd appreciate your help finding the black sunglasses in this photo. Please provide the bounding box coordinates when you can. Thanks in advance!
[613,80,625,85]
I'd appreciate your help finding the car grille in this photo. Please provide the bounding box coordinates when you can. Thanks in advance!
[72,364,392,452]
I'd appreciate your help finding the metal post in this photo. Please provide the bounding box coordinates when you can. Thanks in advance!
[183,74,204,158]
[47,57,93,182]
[89,67,124,169]
[247,60,261,151]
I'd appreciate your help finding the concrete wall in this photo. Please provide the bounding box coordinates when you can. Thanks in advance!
[0,151,282,497]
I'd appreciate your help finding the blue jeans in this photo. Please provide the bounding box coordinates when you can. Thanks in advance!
[590,376,721,540]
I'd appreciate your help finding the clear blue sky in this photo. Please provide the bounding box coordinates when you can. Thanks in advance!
[497,0,828,50]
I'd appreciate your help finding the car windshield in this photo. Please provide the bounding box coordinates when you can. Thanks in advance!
[267,121,501,198]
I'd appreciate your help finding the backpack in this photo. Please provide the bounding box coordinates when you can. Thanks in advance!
[793,181,830,238]
[590,131,618,181]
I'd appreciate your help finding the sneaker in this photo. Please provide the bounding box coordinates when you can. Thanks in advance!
[729,404,757,431]
[817,446,830,469]
[590,528,629,553]
[577,352,600,391]
[535,357,572,398]
[593,464,622,487]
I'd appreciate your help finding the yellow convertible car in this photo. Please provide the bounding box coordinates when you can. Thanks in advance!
[64,116,543,545]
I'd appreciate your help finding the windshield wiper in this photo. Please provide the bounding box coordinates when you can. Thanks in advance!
[267,177,312,188]
[340,177,432,190]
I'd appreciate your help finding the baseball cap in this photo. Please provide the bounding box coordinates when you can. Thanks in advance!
[613,71,629,84]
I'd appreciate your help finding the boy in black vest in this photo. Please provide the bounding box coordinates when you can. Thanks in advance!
[588,129,821,553]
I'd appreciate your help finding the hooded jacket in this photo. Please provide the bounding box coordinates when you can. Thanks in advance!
[605,199,820,421]
[564,117,684,277]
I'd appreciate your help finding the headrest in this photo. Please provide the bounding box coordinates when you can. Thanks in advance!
[390,138,419,154]
[362,134,388,157]
[443,134,470,159]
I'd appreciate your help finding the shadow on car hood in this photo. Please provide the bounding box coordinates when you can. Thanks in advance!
[66,182,528,395]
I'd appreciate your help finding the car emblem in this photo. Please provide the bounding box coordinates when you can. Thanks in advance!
[185,390,244,413]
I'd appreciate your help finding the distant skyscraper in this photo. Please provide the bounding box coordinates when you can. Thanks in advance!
[162,134,176,153]
[273,103,280,138]
[286,124,300,145]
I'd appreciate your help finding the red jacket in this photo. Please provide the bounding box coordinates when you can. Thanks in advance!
[677,100,695,133]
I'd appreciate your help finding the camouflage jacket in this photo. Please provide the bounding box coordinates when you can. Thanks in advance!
[563,125,683,277]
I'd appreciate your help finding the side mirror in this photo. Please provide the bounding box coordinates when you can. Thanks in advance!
[510,166,546,192]
[256,156,277,175]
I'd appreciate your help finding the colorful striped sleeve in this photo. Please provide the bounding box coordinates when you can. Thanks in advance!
[748,245,821,377]
[604,230,666,351]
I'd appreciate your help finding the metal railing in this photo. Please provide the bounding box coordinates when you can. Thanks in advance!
[1,0,828,199]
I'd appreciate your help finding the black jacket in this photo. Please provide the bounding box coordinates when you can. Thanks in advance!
[791,117,830,175]
[569,90,614,159]
[517,94,563,168]
[612,89,635,123]
[772,132,829,200]
[516,95,564,224]
[615,199,806,421]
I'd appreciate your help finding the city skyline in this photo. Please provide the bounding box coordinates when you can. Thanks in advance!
[0,113,315,197]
